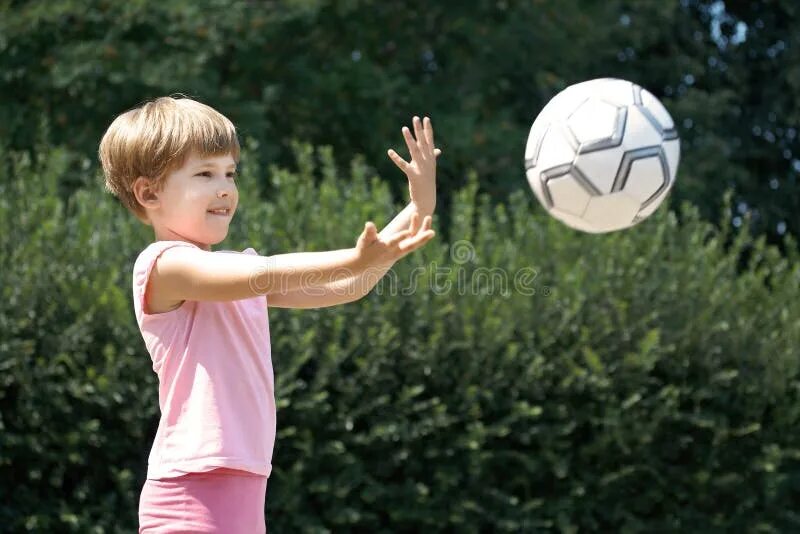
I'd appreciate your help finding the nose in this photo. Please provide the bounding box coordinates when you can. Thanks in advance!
[217,189,229,198]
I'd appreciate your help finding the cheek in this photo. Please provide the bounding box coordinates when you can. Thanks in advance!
[228,187,240,209]
[172,191,206,219]
[185,185,212,203]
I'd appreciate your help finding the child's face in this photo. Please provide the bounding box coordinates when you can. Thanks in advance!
[141,151,239,250]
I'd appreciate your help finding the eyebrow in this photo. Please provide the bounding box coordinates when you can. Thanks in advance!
[193,161,237,170]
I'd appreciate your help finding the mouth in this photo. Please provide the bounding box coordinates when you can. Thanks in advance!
[207,209,231,216]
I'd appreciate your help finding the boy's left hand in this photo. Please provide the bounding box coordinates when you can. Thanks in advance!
[387,116,441,210]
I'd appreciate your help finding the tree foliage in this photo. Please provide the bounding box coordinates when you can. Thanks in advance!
[0,0,798,240]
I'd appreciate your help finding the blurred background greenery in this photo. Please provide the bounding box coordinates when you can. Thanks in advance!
[2,0,800,532]
[3,0,800,241]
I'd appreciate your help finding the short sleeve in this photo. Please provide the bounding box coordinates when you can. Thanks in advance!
[133,241,199,319]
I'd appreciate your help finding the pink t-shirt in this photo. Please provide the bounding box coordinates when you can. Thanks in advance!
[132,240,275,480]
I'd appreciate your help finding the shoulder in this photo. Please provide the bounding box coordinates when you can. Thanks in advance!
[135,240,201,269]
[133,241,202,316]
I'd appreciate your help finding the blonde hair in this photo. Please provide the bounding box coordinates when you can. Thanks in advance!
[98,95,240,222]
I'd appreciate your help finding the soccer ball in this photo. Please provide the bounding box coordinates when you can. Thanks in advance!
[524,78,680,233]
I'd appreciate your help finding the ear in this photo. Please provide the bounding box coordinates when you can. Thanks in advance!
[132,176,161,212]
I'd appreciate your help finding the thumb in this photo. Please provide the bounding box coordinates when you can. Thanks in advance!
[359,221,376,244]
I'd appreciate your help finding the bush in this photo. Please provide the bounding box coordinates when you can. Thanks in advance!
[1,141,799,532]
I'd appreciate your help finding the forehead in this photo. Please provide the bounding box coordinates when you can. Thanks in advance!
[184,152,237,168]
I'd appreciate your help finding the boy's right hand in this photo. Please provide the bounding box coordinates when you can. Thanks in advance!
[355,212,435,268]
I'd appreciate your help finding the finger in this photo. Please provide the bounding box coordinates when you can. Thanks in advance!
[409,211,421,234]
[358,222,372,246]
[423,116,434,148]
[399,230,436,252]
[402,126,421,161]
[387,229,413,247]
[416,230,437,246]
[413,116,428,152]
[387,148,410,171]
[403,222,434,248]
[364,221,377,240]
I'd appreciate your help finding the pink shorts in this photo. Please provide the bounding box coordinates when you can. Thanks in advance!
[138,468,268,533]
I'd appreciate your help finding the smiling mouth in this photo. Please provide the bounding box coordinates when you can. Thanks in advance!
[207,209,231,216]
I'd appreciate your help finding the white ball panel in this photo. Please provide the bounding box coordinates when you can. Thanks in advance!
[582,192,640,232]
[572,78,635,107]
[547,173,592,216]
[638,183,673,218]
[567,99,619,146]
[535,126,577,171]
[526,105,557,162]
[545,87,593,120]
[527,88,584,163]
[663,139,681,182]
[524,127,544,162]
[623,157,665,203]
[640,88,675,130]
[550,207,599,233]
[574,144,625,194]
[621,106,663,151]
[530,108,552,134]
[525,167,547,206]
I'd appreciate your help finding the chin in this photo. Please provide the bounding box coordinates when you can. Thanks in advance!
[208,233,229,245]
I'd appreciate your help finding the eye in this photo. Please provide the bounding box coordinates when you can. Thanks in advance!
[197,171,213,178]
[227,171,238,179]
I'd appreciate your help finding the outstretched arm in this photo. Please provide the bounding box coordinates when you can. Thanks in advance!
[146,213,432,311]
[266,202,433,309]
[269,116,440,309]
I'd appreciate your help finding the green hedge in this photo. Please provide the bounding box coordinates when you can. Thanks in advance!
[1,141,799,532]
